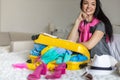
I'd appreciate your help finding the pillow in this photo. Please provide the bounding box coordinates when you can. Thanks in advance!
[0,46,10,54]
[0,32,11,46]
[9,32,32,41]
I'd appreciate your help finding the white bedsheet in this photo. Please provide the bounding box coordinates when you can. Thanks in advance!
[0,51,120,80]
[108,34,120,61]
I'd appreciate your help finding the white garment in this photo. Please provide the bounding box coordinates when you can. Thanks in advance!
[108,34,120,61]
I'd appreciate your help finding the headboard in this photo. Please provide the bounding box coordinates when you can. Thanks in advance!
[48,23,120,39]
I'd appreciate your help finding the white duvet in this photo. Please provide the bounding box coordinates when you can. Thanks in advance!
[0,50,120,80]
[108,34,120,61]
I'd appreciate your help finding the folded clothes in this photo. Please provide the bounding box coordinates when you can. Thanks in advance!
[70,54,88,62]
[34,44,46,52]
[30,50,40,56]
[41,47,60,64]
[30,44,46,56]
[42,47,72,64]
[41,46,54,55]
[55,48,66,55]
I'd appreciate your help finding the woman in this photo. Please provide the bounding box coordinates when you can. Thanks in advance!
[67,0,113,58]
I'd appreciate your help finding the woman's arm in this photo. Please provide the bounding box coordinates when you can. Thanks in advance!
[67,23,79,42]
[67,12,85,42]
[81,30,104,50]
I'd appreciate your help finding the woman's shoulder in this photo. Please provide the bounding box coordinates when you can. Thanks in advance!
[97,21,105,27]
[95,20,105,33]
[95,20,105,29]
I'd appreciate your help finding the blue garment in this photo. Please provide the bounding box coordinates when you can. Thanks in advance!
[30,44,46,56]
[56,57,63,64]
[63,50,72,63]
[55,48,66,55]
[34,44,46,52]
[55,49,72,64]
[41,47,72,64]
[77,54,88,61]
[30,50,40,56]
[41,47,60,64]
[70,54,88,62]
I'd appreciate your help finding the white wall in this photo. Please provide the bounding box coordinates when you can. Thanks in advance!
[0,0,1,31]
[0,0,80,33]
[101,0,120,25]
[0,0,120,35]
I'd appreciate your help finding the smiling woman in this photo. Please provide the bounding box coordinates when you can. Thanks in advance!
[67,0,113,58]
[81,0,96,22]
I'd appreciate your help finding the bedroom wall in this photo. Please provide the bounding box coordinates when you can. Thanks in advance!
[0,0,80,33]
[0,0,120,37]
[101,0,120,25]
[0,0,1,31]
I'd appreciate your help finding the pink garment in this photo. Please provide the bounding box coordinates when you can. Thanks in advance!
[78,18,100,42]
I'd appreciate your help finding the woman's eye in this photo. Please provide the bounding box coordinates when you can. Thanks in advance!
[83,2,88,5]
[92,3,96,6]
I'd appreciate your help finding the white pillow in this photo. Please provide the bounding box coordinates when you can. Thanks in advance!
[0,46,10,54]
[0,32,11,46]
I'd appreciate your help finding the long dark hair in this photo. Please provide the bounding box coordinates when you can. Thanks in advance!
[80,0,113,41]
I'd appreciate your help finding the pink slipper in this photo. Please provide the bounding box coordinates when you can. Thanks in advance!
[27,62,47,80]
[45,63,66,79]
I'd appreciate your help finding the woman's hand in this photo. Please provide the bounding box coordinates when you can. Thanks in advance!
[67,12,89,42]
[75,12,88,25]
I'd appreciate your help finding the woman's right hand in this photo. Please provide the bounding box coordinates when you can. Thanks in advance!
[67,12,88,41]
[75,12,88,26]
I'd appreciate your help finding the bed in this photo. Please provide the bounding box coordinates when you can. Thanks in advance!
[0,50,120,80]
[1,34,120,80]
[1,25,120,80]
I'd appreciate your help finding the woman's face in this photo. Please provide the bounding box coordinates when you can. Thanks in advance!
[82,0,96,16]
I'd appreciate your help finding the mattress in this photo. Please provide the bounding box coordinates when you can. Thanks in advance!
[0,50,120,80]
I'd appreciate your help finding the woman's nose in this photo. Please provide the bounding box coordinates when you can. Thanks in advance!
[86,4,91,9]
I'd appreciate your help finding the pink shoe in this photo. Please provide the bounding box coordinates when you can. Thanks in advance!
[12,63,28,69]
[27,62,47,80]
[55,63,66,74]
[45,63,66,79]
